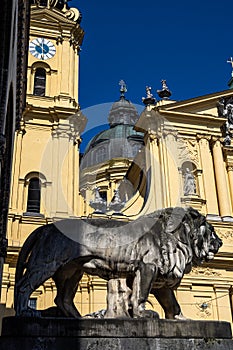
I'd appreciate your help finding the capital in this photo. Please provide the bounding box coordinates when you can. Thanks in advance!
[196,134,211,142]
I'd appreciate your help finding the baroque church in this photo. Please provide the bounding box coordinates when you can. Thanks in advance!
[1,0,233,327]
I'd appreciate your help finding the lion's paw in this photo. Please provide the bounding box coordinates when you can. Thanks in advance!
[174,312,188,320]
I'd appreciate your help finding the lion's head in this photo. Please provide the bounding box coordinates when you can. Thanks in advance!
[183,208,222,266]
[191,218,222,266]
[157,207,222,280]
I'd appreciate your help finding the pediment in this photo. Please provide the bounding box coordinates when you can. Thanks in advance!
[160,89,233,118]
[31,7,77,26]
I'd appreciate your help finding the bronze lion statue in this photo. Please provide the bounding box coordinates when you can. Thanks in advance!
[14,207,222,319]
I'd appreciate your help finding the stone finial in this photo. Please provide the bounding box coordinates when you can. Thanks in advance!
[157,79,172,99]
[227,57,233,89]
[142,86,156,106]
[217,96,233,145]
[119,80,127,98]
[227,57,233,73]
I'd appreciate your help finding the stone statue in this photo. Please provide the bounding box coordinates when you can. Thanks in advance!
[14,207,222,319]
[183,168,196,196]
[108,188,125,213]
[89,187,107,213]
[217,97,233,145]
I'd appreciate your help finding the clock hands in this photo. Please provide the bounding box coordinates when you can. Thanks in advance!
[30,38,56,60]
[36,38,47,59]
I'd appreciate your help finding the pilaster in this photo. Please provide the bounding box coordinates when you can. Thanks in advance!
[211,138,232,219]
[197,135,219,216]
[163,131,180,207]
[214,285,232,322]
[146,129,163,211]
[9,125,25,211]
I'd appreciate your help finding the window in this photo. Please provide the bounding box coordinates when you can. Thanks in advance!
[27,178,41,213]
[95,147,107,163]
[33,68,46,96]
[28,298,37,310]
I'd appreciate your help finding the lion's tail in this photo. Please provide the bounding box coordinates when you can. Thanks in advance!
[14,225,45,305]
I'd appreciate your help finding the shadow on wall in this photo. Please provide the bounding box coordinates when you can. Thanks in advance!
[0,304,15,335]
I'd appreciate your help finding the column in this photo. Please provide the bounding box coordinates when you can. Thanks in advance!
[146,131,163,211]
[198,136,219,217]
[50,128,59,217]
[227,165,233,206]
[164,132,180,207]
[73,140,80,216]
[212,139,232,219]
[159,135,169,207]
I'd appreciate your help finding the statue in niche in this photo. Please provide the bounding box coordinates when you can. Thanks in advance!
[14,207,222,320]
[183,168,196,196]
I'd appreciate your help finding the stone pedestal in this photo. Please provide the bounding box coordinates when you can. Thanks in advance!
[0,317,233,349]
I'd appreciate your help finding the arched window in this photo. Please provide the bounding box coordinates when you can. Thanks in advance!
[27,178,41,213]
[33,68,46,96]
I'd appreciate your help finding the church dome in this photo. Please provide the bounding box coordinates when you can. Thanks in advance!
[80,82,144,170]
[108,96,140,127]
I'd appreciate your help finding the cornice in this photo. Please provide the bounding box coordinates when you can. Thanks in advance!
[23,101,79,119]
[158,109,226,126]
[158,89,233,111]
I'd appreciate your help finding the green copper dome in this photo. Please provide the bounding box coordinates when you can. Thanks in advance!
[80,93,144,170]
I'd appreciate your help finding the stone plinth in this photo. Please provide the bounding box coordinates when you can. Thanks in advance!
[0,317,233,350]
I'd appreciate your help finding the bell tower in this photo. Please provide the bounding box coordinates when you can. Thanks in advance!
[27,0,83,109]
[6,0,86,285]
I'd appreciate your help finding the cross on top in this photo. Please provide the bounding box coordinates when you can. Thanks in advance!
[227,57,233,69]
[119,80,127,97]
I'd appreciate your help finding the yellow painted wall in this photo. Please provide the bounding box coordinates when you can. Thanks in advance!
[1,3,233,330]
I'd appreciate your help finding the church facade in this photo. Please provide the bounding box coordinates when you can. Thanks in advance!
[1,0,233,327]
[0,0,30,317]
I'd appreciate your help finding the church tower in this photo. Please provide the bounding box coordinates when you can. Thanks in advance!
[1,0,86,310]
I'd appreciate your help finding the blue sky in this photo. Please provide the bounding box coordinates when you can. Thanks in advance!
[70,0,233,150]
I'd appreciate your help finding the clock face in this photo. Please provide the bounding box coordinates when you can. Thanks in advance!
[29,38,56,60]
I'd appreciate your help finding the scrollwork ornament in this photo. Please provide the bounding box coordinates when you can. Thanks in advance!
[163,129,177,139]
[177,138,199,166]
[147,129,158,141]
[64,7,82,23]
[191,266,221,277]
[216,229,233,240]
[227,165,233,172]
